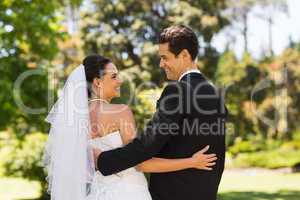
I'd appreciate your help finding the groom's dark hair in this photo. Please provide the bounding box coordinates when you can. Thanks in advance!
[158,25,199,61]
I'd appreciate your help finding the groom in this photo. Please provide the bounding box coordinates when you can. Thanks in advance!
[94,25,227,200]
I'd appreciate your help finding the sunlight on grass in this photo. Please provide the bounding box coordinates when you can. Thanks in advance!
[0,178,40,200]
[219,171,300,192]
[0,171,300,200]
[218,171,300,200]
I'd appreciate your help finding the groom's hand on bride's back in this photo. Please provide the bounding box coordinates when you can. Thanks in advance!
[93,148,102,170]
[190,145,217,170]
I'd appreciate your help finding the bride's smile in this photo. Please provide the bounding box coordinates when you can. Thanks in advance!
[90,62,123,102]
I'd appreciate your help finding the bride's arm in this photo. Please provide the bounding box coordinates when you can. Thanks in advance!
[118,106,217,173]
[136,146,217,173]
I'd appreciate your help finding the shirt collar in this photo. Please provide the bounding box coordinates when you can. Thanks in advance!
[178,68,201,81]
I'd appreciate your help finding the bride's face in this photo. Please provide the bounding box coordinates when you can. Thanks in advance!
[94,63,122,99]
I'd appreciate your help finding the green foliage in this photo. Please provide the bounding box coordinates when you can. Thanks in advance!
[228,132,300,169]
[280,140,300,151]
[0,130,49,198]
[231,149,300,169]
[81,0,229,85]
[0,0,65,133]
[1,2,300,197]
[229,139,261,155]
[217,46,300,142]
[219,191,300,200]
[216,51,262,144]
[292,130,300,140]
[132,88,162,132]
[228,135,282,156]
[1,131,47,180]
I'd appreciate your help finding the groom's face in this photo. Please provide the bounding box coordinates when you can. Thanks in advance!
[159,43,183,80]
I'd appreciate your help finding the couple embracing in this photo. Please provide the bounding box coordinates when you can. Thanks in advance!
[44,25,227,200]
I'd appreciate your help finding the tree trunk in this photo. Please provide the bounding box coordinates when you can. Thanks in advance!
[242,12,249,53]
[268,17,274,56]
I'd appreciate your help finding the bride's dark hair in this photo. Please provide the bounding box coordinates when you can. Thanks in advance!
[83,54,111,98]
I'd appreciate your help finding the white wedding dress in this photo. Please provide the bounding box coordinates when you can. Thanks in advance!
[86,131,152,200]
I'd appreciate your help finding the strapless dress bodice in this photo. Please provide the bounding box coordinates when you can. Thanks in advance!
[88,131,148,186]
[89,131,123,151]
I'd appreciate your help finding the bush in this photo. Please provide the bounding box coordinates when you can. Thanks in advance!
[1,132,47,179]
[228,135,283,157]
[0,131,48,198]
[231,149,300,169]
[227,134,300,169]
[281,140,300,150]
[0,131,20,177]
[292,130,300,140]
[228,139,260,156]
[132,88,162,132]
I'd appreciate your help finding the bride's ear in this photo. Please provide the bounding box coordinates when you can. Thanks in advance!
[92,78,102,88]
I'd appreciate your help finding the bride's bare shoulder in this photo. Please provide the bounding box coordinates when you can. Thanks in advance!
[89,102,133,118]
[109,104,132,115]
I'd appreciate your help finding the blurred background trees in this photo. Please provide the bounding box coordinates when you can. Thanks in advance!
[1,0,300,199]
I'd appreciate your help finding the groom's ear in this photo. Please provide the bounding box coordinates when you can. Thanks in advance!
[180,49,191,60]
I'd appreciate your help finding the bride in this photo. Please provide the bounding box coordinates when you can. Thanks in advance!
[44,54,217,200]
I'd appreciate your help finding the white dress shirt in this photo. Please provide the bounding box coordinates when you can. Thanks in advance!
[178,68,201,81]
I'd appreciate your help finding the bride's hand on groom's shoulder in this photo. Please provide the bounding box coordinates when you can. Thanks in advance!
[190,145,217,171]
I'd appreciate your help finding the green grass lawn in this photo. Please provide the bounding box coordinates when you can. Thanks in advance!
[218,170,300,200]
[0,170,299,200]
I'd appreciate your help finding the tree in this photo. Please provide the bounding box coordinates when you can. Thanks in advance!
[225,0,257,53]
[254,0,289,57]
[259,47,300,139]
[225,0,288,57]
[80,0,229,86]
[0,0,67,133]
[215,51,261,144]
[0,1,76,198]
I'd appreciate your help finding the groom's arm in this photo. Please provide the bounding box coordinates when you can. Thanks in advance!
[97,82,184,176]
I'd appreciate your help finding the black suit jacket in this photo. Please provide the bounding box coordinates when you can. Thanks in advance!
[97,72,227,200]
